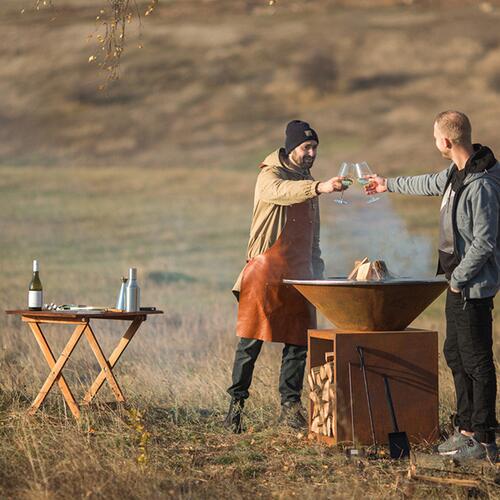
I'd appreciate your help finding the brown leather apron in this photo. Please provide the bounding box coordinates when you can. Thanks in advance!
[236,200,317,346]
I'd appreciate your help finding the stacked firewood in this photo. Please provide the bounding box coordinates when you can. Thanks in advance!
[348,257,395,281]
[308,353,335,437]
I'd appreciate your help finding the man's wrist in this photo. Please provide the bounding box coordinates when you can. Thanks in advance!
[314,182,322,195]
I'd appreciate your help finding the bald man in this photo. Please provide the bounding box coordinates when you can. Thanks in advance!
[367,111,499,463]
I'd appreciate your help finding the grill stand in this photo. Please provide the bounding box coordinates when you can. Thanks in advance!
[307,328,439,446]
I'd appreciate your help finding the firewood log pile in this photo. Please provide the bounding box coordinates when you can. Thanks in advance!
[308,353,335,437]
[348,257,395,281]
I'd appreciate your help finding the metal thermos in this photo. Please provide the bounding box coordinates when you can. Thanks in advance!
[125,268,140,312]
[116,277,128,311]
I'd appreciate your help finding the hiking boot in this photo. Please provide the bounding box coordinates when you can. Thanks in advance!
[223,398,244,434]
[438,429,470,455]
[278,401,308,430]
[450,437,498,464]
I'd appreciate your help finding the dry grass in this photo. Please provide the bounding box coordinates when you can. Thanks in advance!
[0,164,499,498]
[1,1,500,498]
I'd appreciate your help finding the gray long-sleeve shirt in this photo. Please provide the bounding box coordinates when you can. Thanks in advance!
[387,163,500,299]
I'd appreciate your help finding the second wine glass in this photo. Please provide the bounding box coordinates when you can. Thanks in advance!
[334,162,353,205]
[354,161,380,204]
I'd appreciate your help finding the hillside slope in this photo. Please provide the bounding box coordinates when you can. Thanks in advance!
[2,0,500,172]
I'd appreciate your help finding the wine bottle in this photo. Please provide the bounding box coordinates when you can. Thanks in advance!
[28,260,43,311]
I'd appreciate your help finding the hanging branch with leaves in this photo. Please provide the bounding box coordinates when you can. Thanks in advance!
[90,0,158,82]
[34,0,158,85]
[32,1,283,85]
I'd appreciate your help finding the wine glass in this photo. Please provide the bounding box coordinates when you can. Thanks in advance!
[333,162,353,205]
[354,161,380,204]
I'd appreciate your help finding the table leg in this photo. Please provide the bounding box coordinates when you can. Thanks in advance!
[28,322,86,418]
[28,322,82,419]
[83,323,125,403]
[82,318,143,405]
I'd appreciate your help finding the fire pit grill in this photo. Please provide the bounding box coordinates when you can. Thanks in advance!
[283,277,447,331]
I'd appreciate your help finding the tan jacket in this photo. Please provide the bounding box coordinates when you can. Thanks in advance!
[233,148,325,293]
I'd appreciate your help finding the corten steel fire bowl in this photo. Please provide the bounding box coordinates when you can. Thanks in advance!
[283,277,448,331]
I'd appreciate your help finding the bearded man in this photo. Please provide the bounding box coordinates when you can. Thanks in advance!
[225,120,347,433]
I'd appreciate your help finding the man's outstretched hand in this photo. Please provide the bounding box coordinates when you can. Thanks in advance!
[364,175,388,195]
[317,176,349,194]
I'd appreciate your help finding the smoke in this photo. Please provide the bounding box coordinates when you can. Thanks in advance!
[320,190,434,278]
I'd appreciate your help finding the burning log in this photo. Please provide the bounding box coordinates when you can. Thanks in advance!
[308,353,335,437]
[348,257,395,281]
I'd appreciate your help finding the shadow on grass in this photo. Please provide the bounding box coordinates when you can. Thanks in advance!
[148,271,197,285]
[349,72,420,92]
[144,405,221,426]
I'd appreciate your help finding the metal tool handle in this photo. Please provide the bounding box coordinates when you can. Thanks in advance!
[348,362,355,444]
[356,346,377,449]
[383,375,399,432]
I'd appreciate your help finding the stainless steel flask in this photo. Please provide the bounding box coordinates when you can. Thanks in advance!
[116,277,128,311]
[125,268,140,312]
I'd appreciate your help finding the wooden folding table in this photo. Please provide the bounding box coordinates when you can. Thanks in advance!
[5,309,163,419]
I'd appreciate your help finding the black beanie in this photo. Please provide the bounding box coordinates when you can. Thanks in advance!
[285,120,319,155]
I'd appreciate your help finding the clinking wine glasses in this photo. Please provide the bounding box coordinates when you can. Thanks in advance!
[354,161,380,204]
[333,162,354,205]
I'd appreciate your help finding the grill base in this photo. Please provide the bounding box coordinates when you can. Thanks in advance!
[308,328,439,446]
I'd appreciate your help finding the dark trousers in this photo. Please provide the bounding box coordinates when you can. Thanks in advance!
[227,338,307,405]
[444,290,497,443]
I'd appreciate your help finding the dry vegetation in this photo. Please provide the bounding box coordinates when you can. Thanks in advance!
[2,0,500,169]
[1,1,499,498]
[1,165,498,498]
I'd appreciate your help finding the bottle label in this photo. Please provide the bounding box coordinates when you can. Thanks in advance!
[28,291,42,308]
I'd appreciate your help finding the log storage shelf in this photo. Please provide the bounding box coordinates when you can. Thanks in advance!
[307,328,439,446]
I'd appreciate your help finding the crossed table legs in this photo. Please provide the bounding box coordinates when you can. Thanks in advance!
[25,317,143,419]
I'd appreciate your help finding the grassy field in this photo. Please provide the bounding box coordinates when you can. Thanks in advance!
[1,164,498,498]
[1,0,500,498]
